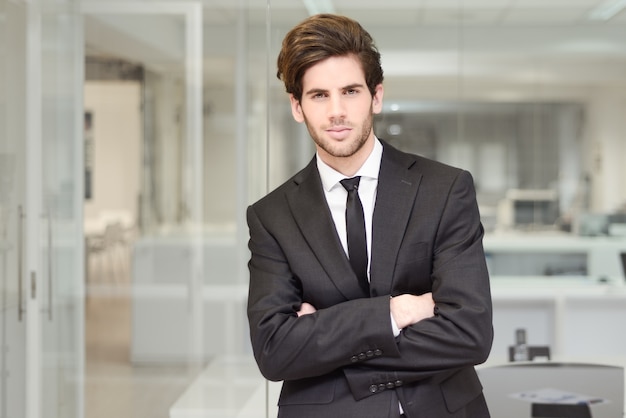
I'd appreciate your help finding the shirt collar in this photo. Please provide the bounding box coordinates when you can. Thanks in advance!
[317,138,383,192]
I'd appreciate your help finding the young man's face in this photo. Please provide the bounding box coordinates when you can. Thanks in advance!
[290,54,383,170]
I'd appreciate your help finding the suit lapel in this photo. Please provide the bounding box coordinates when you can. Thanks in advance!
[286,159,368,300]
[370,142,422,296]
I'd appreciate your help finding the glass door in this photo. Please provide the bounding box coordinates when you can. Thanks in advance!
[39,1,84,418]
[1,1,83,417]
[80,0,205,358]
[0,2,28,417]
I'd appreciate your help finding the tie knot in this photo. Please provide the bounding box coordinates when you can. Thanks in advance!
[340,176,361,192]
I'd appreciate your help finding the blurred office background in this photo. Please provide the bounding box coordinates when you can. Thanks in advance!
[1,0,626,417]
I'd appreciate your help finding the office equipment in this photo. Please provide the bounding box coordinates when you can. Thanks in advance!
[497,189,559,230]
[508,346,551,362]
[512,328,529,361]
[577,213,610,236]
[608,213,626,237]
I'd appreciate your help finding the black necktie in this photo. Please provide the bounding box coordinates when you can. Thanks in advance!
[340,177,369,294]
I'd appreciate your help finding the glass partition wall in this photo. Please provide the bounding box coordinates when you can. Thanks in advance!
[263,2,626,417]
[81,2,267,418]
[2,0,626,417]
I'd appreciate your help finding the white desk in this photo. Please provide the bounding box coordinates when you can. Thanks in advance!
[483,233,626,281]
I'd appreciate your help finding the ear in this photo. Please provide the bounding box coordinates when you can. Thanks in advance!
[372,84,384,115]
[289,94,305,123]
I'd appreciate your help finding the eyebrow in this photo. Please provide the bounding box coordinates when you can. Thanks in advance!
[304,83,365,96]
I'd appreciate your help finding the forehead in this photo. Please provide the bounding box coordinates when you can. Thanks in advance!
[302,54,366,90]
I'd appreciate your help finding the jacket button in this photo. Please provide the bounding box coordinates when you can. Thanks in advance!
[358,353,367,360]
[395,380,403,387]
[386,382,395,389]
[369,385,378,393]
[350,356,358,363]
[366,350,374,357]
[374,349,382,356]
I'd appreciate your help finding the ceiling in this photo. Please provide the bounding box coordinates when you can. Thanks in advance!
[84,0,626,101]
[202,0,626,26]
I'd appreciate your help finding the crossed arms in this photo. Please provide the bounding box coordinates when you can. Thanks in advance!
[298,293,435,331]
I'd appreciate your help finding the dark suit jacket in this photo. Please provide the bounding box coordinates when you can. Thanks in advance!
[246,140,493,418]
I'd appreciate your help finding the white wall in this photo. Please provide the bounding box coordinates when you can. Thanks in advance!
[585,88,626,213]
[83,81,142,227]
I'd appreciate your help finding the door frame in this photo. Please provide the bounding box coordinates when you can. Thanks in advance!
[22,1,85,417]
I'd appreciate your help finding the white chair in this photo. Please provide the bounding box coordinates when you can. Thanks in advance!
[86,221,128,282]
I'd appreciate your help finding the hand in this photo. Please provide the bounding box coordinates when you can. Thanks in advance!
[297,302,317,317]
[390,292,435,329]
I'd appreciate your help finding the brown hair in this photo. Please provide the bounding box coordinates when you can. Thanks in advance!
[276,14,384,102]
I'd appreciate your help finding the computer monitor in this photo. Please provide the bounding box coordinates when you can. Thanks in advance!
[478,363,624,418]
[513,200,559,227]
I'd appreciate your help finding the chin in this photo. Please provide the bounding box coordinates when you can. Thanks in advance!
[324,141,358,157]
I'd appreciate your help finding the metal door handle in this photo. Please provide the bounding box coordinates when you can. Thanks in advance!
[46,211,52,321]
[18,205,24,321]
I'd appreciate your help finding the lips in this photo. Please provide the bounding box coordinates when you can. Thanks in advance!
[326,126,351,140]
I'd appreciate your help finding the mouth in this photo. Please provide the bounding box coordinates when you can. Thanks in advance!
[326,126,352,140]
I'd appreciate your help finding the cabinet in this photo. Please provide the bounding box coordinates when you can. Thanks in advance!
[484,234,626,362]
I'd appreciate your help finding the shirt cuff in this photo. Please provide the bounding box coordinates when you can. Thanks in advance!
[390,312,402,337]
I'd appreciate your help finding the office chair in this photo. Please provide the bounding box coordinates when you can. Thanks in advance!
[532,402,591,418]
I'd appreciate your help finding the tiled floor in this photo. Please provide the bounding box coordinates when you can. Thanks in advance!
[85,280,203,418]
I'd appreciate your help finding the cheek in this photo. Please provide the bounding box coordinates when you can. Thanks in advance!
[301,107,323,125]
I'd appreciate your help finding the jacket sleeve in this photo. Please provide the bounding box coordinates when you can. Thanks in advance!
[246,204,402,382]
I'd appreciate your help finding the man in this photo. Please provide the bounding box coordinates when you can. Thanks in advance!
[246,13,493,418]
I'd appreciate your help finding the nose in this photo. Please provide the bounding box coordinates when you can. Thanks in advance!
[327,93,346,119]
